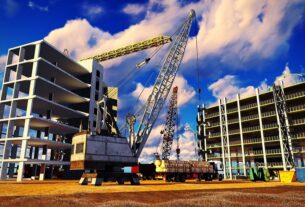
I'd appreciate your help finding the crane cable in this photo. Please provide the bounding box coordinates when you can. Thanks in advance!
[106,20,183,99]
[195,16,201,105]
[114,22,186,134]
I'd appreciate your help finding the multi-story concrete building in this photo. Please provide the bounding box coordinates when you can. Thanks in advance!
[0,40,104,181]
[197,80,305,179]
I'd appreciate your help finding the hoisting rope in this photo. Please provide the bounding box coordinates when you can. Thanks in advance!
[195,16,201,105]
[106,20,183,100]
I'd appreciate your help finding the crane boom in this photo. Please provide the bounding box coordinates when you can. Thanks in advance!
[81,36,172,62]
[133,10,196,158]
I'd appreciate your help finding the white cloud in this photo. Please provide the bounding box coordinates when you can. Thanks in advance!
[184,0,305,66]
[0,55,7,71]
[81,3,103,19]
[131,75,195,108]
[28,1,48,12]
[208,64,303,103]
[170,123,197,161]
[123,4,146,15]
[44,0,304,71]
[208,75,268,101]
[274,64,303,86]
[45,19,111,60]
[139,122,197,163]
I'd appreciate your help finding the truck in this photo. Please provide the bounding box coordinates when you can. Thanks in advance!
[154,159,224,182]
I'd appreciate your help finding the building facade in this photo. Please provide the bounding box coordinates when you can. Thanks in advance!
[197,81,305,179]
[0,40,104,181]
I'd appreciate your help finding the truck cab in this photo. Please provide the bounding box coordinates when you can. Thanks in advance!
[209,160,224,181]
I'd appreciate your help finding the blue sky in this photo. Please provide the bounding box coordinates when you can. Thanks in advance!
[1,0,305,162]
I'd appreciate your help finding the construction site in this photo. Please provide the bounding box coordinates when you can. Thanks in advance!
[0,4,305,207]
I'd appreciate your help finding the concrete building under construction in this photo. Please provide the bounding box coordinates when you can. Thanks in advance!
[197,81,305,179]
[0,40,105,181]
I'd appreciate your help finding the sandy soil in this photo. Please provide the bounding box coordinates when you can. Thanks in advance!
[0,180,304,207]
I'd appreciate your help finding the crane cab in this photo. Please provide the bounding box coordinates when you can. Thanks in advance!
[70,132,137,171]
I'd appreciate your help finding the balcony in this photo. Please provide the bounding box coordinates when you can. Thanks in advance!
[209,132,221,138]
[263,123,278,129]
[229,129,240,135]
[291,118,305,126]
[240,103,257,111]
[286,91,305,100]
[228,118,239,124]
[241,114,259,122]
[206,122,220,129]
[205,112,219,119]
[291,132,305,140]
[261,111,276,118]
[289,104,305,113]
[260,99,274,106]
[227,107,238,114]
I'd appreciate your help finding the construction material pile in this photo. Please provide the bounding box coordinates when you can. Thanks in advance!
[155,160,214,174]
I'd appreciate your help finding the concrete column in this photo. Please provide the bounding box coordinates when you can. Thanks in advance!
[39,145,47,181]
[8,144,18,177]
[218,99,226,179]
[256,88,267,167]
[31,147,39,179]
[236,94,246,176]
[223,98,232,179]
[202,104,208,161]
[6,50,13,65]
[17,139,28,182]
[16,53,38,182]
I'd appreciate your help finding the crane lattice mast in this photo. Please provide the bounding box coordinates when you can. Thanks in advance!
[133,10,196,158]
[161,86,178,160]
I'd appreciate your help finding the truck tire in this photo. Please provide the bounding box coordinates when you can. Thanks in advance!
[174,174,181,182]
[218,174,223,181]
[180,174,186,182]
[205,174,212,181]
[166,175,172,182]
[117,177,124,185]
[130,176,140,185]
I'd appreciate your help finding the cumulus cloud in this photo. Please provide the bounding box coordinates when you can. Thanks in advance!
[44,0,204,68]
[45,19,111,60]
[123,3,146,15]
[28,1,48,12]
[139,122,197,163]
[208,64,303,103]
[184,0,305,66]
[0,55,7,71]
[170,123,197,161]
[208,75,268,101]
[274,64,304,86]
[44,0,305,72]
[131,75,195,108]
[81,3,103,19]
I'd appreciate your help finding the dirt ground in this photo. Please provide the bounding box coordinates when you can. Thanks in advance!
[0,180,304,207]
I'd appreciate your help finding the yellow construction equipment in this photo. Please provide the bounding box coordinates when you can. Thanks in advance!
[81,35,172,62]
